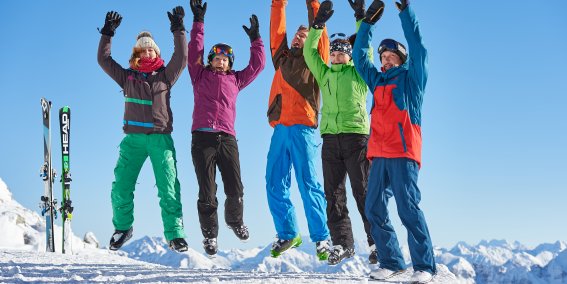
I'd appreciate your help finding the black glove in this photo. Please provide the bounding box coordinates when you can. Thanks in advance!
[168,6,185,32]
[395,0,408,12]
[100,11,122,37]
[348,0,366,21]
[243,14,260,42]
[363,0,384,25]
[312,0,334,29]
[190,0,207,23]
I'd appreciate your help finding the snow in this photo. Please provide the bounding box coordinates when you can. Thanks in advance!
[1,178,566,283]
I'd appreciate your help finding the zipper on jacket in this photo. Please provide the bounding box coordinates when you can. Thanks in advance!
[328,80,338,127]
[214,73,221,130]
[398,122,407,153]
[357,103,364,123]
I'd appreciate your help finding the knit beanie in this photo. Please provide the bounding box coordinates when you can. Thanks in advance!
[330,39,352,58]
[134,31,160,56]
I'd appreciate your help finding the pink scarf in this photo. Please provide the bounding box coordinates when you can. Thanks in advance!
[134,57,165,73]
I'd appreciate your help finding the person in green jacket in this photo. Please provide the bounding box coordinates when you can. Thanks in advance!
[303,0,375,265]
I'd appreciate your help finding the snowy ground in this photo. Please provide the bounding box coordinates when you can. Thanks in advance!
[0,177,459,283]
[0,249,458,283]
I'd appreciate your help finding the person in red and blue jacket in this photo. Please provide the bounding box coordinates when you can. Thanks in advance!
[352,0,436,282]
[187,0,265,257]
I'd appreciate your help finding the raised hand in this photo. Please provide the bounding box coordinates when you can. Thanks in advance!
[242,14,260,42]
[312,0,334,29]
[395,0,408,12]
[168,6,185,32]
[100,11,122,37]
[363,0,384,25]
[190,0,207,23]
[348,0,366,21]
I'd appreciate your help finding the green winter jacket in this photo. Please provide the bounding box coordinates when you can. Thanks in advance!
[304,21,372,135]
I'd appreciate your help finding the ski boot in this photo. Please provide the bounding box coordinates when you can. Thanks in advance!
[328,245,355,265]
[369,244,378,264]
[315,239,331,261]
[169,238,188,252]
[228,224,249,242]
[370,268,406,280]
[203,238,218,257]
[270,235,302,258]
[109,227,133,251]
[410,270,434,284]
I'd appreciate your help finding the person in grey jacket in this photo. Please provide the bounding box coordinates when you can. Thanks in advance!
[97,7,189,252]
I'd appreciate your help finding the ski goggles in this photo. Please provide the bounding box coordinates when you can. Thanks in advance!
[211,45,233,57]
[378,38,406,56]
[330,32,347,40]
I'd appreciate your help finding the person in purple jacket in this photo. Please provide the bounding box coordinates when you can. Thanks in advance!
[187,0,266,257]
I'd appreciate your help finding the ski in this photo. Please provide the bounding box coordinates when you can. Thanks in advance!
[59,106,73,254]
[40,98,57,252]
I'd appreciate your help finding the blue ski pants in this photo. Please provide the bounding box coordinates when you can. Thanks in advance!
[265,124,329,241]
[365,157,436,274]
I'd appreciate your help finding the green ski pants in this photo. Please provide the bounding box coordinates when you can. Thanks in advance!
[111,134,185,241]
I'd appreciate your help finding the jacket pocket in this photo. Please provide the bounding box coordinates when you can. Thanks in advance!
[267,94,282,122]
[398,123,408,153]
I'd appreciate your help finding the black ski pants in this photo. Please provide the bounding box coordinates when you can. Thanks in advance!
[191,131,244,239]
[322,133,374,248]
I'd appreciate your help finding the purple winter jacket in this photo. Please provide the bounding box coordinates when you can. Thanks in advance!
[188,22,266,137]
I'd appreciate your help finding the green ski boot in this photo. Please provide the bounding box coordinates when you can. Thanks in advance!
[270,235,302,258]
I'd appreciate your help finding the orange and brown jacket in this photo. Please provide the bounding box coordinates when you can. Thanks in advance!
[268,0,329,128]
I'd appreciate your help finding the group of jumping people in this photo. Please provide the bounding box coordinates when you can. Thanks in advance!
[97,0,435,282]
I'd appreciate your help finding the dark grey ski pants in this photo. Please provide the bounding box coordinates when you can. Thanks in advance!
[191,131,244,238]
[322,133,374,248]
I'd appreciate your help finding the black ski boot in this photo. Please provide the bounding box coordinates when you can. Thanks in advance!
[369,244,378,264]
[203,238,218,256]
[328,245,355,265]
[228,224,249,242]
[169,238,188,252]
[109,227,133,251]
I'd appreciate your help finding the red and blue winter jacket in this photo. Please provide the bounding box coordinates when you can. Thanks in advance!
[353,6,427,166]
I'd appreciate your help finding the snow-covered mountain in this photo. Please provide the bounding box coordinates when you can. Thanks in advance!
[436,239,567,283]
[0,177,98,253]
[1,177,566,283]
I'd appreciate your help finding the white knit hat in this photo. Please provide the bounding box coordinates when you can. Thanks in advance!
[134,31,160,56]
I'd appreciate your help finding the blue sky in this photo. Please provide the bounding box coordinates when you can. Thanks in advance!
[1,0,566,253]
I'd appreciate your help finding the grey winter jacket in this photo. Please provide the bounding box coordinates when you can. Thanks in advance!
[97,30,188,134]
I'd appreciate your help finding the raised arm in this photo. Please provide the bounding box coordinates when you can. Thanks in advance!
[304,0,333,84]
[187,0,207,82]
[97,11,128,88]
[353,0,385,90]
[398,1,428,91]
[350,0,374,63]
[270,0,289,68]
[308,0,330,64]
[164,6,188,86]
[237,15,267,89]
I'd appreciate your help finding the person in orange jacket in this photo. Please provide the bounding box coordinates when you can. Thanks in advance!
[265,0,332,260]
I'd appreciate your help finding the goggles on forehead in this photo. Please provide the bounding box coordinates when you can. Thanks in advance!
[330,32,347,40]
[378,39,406,55]
[212,45,233,57]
